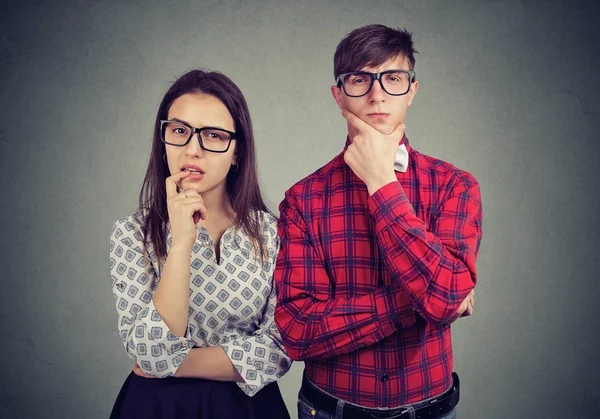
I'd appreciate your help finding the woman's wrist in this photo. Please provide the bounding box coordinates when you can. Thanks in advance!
[168,243,193,255]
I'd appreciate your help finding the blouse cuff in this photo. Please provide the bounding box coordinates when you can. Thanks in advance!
[221,329,290,397]
[132,299,194,376]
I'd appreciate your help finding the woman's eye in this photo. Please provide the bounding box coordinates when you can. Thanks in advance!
[203,131,225,141]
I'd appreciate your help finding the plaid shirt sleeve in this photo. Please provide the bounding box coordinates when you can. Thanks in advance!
[368,175,483,325]
[274,188,417,361]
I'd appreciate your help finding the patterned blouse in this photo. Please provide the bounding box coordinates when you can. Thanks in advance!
[109,210,291,397]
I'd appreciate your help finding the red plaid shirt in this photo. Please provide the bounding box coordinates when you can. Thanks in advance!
[274,137,482,407]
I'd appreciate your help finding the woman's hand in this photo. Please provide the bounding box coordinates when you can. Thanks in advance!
[133,363,156,379]
[166,171,208,250]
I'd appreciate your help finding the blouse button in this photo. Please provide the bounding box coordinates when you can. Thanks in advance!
[202,241,210,247]
[224,242,231,248]
[381,375,389,383]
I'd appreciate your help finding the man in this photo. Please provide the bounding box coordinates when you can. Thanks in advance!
[274,24,482,419]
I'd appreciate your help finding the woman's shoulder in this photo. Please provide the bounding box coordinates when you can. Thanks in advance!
[255,209,277,228]
[253,209,278,240]
[113,209,146,230]
[111,209,147,244]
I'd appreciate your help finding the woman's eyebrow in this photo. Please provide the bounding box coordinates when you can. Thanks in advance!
[168,118,230,131]
[169,117,192,126]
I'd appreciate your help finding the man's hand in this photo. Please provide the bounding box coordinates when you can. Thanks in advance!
[341,109,404,195]
[133,363,156,379]
[447,289,475,325]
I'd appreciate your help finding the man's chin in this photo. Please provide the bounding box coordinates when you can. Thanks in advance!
[368,121,397,136]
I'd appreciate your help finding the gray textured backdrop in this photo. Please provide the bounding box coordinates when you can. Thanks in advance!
[1,0,599,418]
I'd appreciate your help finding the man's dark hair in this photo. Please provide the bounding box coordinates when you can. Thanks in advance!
[333,24,418,79]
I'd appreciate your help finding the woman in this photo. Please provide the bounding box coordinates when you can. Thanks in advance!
[109,70,291,418]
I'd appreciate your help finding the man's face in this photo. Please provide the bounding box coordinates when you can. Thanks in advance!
[331,55,418,135]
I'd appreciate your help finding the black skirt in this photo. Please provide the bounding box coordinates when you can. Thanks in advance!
[110,372,290,419]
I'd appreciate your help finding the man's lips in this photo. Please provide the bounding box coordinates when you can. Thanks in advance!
[367,113,390,118]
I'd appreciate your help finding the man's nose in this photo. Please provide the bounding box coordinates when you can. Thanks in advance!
[367,77,386,102]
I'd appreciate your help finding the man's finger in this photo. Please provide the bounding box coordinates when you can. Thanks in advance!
[460,301,473,317]
[341,109,372,133]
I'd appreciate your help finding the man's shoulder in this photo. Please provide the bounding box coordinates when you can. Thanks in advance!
[412,147,479,190]
[284,153,343,200]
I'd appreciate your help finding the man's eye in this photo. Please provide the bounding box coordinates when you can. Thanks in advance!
[174,128,187,135]
[384,73,406,84]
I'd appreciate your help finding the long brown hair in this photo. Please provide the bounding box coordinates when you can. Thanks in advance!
[139,70,270,266]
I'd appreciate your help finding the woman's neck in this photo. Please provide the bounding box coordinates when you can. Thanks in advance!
[200,187,235,225]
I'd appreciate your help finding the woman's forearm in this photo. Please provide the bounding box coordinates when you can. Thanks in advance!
[175,346,244,382]
[152,245,192,337]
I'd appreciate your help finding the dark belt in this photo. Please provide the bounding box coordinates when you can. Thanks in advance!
[300,372,460,419]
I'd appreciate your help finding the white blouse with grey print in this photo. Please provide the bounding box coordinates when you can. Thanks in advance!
[109,210,291,397]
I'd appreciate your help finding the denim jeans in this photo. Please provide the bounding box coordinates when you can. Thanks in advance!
[297,379,457,419]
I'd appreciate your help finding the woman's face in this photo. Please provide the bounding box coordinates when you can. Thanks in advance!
[164,93,237,200]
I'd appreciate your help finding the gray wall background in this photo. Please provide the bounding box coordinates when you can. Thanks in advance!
[1,0,599,418]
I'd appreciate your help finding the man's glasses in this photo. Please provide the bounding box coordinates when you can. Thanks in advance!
[335,69,416,97]
[160,120,236,153]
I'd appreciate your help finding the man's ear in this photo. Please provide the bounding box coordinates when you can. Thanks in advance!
[407,80,419,107]
[331,85,344,109]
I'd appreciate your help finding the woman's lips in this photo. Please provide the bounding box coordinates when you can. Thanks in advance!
[184,172,204,181]
[181,166,204,181]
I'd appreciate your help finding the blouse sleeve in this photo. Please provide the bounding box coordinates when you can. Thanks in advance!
[109,214,194,377]
[220,215,292,397]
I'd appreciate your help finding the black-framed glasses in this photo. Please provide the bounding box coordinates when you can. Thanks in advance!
[160,120,236,153]
[335,69,416,97]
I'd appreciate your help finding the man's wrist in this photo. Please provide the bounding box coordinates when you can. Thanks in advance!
[366,172,397,195]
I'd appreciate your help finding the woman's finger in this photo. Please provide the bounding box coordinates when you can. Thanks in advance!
[166,171,191,200]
